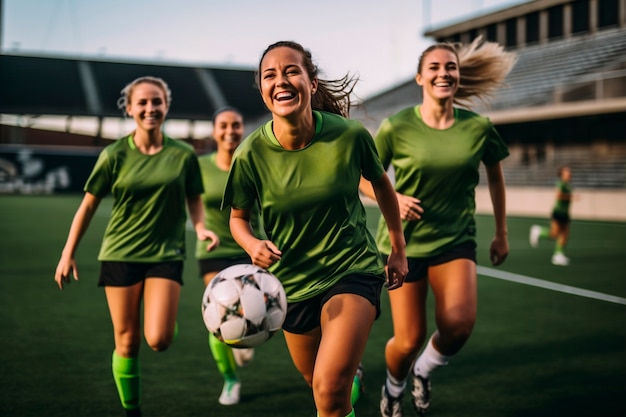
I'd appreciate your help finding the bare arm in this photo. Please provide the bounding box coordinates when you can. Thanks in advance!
[54,193,101,289]
[556,189,572,201]
[186,194,219,252]
[485,162,509,266]
[230,207,281,269]
[360,176,422,221]
[370,173,408,289]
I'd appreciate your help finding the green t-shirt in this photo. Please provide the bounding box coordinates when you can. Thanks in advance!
[195,152,257,260]
[85,135,204,262]
[222,111,385,302]
[553,180,571,215]
[374,106,509,257]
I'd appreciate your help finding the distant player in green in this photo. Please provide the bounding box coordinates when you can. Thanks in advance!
[530,166,574,266]
[222,41,408,417]
[360,39,516,417]
[195,106,257,405]
[54,76,219,417]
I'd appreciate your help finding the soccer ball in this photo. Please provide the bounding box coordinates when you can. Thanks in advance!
[201,264,287,348]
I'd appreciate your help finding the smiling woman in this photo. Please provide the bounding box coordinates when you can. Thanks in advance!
[53,75,219,417]
[221,40,408,417]
[357,37,517,417]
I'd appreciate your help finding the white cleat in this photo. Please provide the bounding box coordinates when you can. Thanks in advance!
[551,253,570,266]
[529,225,541,248]
[218,380,241,406]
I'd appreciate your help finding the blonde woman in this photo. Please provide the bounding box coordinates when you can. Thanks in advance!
[359,38,516,417]
[55,76,218,417]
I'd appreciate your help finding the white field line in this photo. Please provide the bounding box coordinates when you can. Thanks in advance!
[477,266,626,306]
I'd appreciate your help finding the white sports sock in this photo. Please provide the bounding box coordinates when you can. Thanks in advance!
[385,369,406,398]
[413,335,449,378]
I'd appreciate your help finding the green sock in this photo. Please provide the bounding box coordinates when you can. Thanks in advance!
[317,409,355,417]
[112,351,140,411]
[208,333,238,381]
[555,242,564,254]
[539,227,550,239]
[350,375,362,406]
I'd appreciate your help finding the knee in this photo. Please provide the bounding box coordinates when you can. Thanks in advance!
[312,374,349,412]
[115,333,141,357]
[148,340,171,352]
[145,333,174,352]
[390,330,427,357]
[453,316,475,340]
[439,316,475,346]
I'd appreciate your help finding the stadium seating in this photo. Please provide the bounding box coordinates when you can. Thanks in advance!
[488,28,626,110]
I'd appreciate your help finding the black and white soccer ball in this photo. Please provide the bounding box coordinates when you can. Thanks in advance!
[201,264,287,348]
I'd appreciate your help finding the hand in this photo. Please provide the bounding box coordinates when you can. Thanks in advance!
[490,235,509,266]
[198,228,220,252]
[54,256,78,290]
[386,250,408,290]
[249,240,282,269]
[397,193,423,221]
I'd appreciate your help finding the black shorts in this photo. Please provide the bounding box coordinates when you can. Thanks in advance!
[98,261,184,287]
[281,273,385,334]
[198,256,252,277]
[551,211,570,225]
[385,240,476,283]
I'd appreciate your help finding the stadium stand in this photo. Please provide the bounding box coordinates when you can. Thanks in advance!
[0,54,269,141]
[353,0,626,195]
[488,28,626,110]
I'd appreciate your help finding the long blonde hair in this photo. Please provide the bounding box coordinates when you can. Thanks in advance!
[418,36,517,107]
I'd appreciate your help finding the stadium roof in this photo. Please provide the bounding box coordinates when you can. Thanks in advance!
[0,53,269,123]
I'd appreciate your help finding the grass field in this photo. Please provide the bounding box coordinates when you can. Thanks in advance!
[1,195,625,417]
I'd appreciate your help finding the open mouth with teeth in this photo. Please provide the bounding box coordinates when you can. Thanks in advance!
[275,91,296,101]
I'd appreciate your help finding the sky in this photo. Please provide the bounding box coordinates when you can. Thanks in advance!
[2,0,527,99]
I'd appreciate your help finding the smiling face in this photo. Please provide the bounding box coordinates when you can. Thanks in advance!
[126,81,168,133]
[213,109,244,154]
[416,47,460,103]
[258,46,318,120]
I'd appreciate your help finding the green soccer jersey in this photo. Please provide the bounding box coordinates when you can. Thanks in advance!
[374,106,509,257]
[553,180,571,216]
[222,111,386,302]
[85,135,204,262]
[195,152,251,260]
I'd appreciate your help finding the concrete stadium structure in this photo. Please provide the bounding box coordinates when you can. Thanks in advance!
[353,0,626,221]
[1,0,624,219]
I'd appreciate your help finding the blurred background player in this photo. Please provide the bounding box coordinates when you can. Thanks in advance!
[360,38,515,417]
[223,41,408,417]
[195,106,257,405]
[54,76,218,417]
[530,166,574,266]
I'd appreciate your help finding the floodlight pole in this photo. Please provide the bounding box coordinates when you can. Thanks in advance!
[423,0,431,31]
[0,0,3,54]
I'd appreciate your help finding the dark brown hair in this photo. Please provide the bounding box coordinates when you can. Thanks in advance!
[256,41,358,117]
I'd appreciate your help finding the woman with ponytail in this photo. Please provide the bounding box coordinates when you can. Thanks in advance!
[223,41,408,417]
[360,38,517,417]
